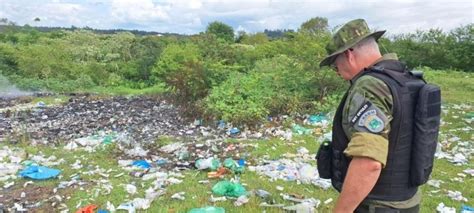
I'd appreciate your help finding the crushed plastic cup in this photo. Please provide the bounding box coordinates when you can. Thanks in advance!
[212,181,247,197]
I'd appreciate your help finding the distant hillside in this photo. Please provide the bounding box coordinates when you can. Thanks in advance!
[0,24,186,37]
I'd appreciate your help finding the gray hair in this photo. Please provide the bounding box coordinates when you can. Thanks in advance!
[352,37,380,56]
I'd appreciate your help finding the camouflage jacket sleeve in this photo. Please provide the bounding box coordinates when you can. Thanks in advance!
[342,75,393,167]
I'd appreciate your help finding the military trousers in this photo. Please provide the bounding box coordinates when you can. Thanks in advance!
[355,203,420,213]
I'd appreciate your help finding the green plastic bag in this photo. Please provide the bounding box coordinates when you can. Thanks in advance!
[188,206,225,213]
[212,181,247,197]
[223,158,244,174]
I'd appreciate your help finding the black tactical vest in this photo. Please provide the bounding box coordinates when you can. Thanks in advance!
[331,59,425,201]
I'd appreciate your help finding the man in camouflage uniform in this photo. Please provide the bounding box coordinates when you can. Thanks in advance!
[319,19,420,212]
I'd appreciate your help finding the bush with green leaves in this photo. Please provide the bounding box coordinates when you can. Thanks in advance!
[152,43,208,107]
[205,55,322,125]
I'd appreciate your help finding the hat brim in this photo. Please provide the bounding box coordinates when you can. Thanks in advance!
[319,30,386,67]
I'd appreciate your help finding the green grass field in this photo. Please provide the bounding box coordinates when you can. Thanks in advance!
[1,69,473,212]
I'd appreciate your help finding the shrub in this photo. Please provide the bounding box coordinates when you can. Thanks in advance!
[152,43,208,108]
[205,55,319,125]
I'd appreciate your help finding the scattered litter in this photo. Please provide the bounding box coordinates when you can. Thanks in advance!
[256,189,272,199]
[229,127,240,136]
[160,142,184,153]
[188,206,225,213]
[117,202,136,213]
[297,147,309,155]
[324,198,333,205]
[259,203,285,208]
[75,204,97,213]
[106,201,115,212]
[451,153,468,165]
[19,165,61,180]
[132,198,152,210]
[283,202,317,213]
[3,181,14,189]
[125,184,137,195]
[427,179,443,188]
[299,164,317,184]
[234,195,249,206]
[447,190,468,202]
[292,124,313,135]
[306,113,328,127]
[209,196,227,203]
[437,203,456,213]
[223,158,244,174]
[463,169,474,176]
[250,159,331,190]
[276,186,284,191]
[195,158,221,171]
[207,167,229,179]
[171,192,186,200]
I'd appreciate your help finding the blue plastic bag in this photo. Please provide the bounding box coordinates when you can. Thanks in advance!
[132,160,151,169]
[19,166,61,180]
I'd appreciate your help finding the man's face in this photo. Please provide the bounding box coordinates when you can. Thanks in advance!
[333,51,355,81]
[333,48,358,81]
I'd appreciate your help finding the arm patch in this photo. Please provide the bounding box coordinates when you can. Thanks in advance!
[350,100,388,134]
[350,101,372,124]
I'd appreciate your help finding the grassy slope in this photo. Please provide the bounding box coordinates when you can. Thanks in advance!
[2,69,473,212]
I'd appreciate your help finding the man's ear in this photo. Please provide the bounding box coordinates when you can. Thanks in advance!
[345,50,356,66]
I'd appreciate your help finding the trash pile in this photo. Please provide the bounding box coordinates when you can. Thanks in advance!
[249,147,332,190]
[1,95,201,143]
[1,94,472,212]
[1,95,331,145]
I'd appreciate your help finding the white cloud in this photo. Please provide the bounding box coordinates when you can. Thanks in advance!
[110,0,169,23]
[0,0,471,34]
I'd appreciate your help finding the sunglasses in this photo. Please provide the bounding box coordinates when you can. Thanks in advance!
[330,48,354,72]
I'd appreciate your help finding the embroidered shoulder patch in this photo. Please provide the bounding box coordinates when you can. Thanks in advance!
[358,109,385,133]
[350,101,372,124]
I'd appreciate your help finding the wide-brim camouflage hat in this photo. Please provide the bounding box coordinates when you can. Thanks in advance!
[319,19,386,67]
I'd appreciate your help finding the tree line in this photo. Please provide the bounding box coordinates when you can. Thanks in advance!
[0,17,472,125]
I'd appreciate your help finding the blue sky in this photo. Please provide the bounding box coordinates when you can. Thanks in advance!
[0,0,472,35]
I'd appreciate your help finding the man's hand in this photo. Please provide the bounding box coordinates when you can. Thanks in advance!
[333,156,382,213]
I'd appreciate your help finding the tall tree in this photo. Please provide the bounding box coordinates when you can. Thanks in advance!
[205,21,234,42]
[299,17,329,35]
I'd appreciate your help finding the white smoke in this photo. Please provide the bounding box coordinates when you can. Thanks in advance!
[0,75,32,99]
